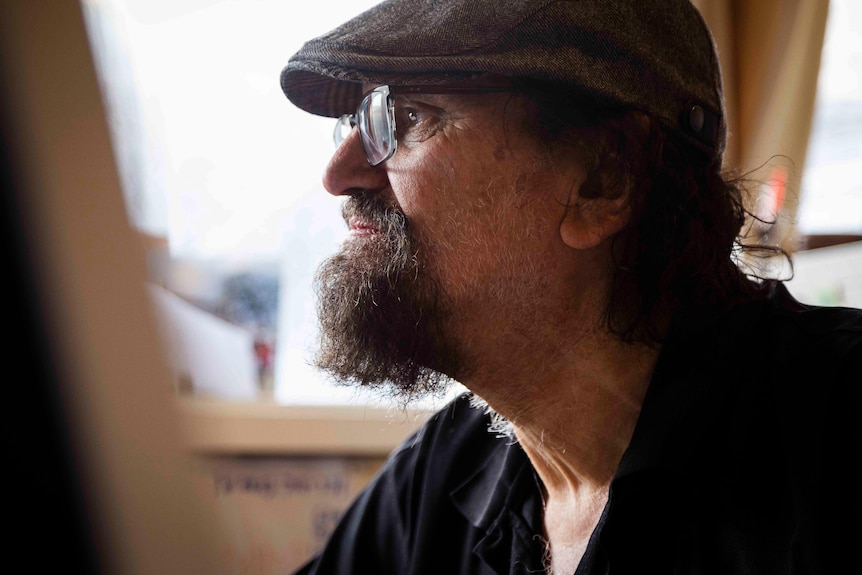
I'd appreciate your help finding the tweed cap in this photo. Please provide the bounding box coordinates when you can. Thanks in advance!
[281,0,726,158]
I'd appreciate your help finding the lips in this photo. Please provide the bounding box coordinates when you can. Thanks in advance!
[348,216,381,236]
[342,192,401,239]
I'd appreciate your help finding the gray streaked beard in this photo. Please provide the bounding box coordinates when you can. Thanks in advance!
[312,191,460,403]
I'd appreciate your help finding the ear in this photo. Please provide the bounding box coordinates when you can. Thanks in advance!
[559,182,631,250]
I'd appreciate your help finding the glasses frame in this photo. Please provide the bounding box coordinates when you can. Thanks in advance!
[334,84,518,166]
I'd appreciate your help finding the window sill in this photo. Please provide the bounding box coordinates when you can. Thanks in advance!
[175,396,436,457]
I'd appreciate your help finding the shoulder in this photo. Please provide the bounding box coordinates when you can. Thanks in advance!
[739,283,862,472]
[338,392,506,522]
[657,281,861,453]
[661,280,862,392]
[384,392,505,488]
[293,393,507,574]
[758,282,862,381]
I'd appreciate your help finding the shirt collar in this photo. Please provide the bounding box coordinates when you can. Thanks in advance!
[449,434,547,574]
[449,434,538,530]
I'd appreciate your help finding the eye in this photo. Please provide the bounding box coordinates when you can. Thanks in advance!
[397,105,422,129]
[394,100,439,143]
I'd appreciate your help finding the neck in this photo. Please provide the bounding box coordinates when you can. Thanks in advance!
[465,325,659,495]
[464,324,658,574]
[447,244,662,495]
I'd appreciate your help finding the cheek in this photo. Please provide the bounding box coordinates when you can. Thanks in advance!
[429,178,562,301]
[387,143,454,216]
[388,144,483,247]
[387,132,572,297]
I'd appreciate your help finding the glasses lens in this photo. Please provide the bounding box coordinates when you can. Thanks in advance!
[357,87,395,166]
[333,114,355,148]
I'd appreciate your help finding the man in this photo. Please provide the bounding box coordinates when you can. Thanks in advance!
[281,1,862,573]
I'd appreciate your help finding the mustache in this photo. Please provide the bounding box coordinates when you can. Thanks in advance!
[342,191,408,236]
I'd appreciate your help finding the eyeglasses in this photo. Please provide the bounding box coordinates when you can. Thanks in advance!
[334,84,517,166]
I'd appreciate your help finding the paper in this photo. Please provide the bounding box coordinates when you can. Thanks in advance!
[191,456,385,574]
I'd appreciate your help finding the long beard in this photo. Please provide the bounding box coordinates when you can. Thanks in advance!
[312,192,460,402]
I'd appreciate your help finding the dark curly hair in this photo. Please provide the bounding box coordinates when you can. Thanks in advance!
[522,86,782,343]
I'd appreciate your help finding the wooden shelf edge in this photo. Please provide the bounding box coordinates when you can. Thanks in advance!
[175,397,437,457]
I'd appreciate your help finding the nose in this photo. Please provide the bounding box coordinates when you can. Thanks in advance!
[322,127,389,197]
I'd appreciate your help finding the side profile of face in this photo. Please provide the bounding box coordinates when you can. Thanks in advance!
[314,85,591,400]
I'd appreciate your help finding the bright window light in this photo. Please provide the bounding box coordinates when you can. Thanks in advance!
[81,0,425,406]
[797,0,862,235]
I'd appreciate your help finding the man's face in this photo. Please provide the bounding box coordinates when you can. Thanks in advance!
[314,86,582,400]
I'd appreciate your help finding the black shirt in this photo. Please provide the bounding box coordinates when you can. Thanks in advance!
[296,284,862,574]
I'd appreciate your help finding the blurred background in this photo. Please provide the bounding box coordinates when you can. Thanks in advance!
[81,0,384,405]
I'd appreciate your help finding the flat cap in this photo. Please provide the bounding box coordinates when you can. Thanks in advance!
[281,0,726,157]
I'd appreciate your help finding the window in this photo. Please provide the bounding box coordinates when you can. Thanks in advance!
[82,0,431,406]
[797,0,862,237]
